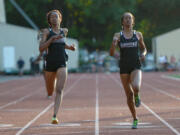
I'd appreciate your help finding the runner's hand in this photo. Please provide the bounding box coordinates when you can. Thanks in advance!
[112,36,119,46]
[69,44,76,51]
[140,54,146,61]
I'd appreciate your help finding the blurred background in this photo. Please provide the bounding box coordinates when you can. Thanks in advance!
[0,0,180,75]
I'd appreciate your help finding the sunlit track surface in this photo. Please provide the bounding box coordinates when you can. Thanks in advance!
[0,72,180,135]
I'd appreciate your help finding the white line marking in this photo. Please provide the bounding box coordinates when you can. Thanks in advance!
[167,118,180,120]
[0,76,32,83]
[0,81,36,96]
[0,124,13,128]
[16,102,54,135]
[0,127,20,130]
[1,109,41,112]
[153,78,180,89]
[144,82,180,100]
[102,125,161,129]
[16,75,85,135]
[142,103,180,135]
[0,90,42,110]
[62,107,88,111]
[29,131,94,135]
[114,122,152,126]
[95,74,99,135]
[83,120,95,122]
[110,74,180,135]
[108,74,123,88]
[40,123,81,127]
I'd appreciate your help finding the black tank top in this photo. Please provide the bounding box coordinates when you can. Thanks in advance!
[46,28,66,62]
[118,30,140,65]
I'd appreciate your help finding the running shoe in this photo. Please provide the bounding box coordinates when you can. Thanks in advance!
[132,119,138,129]
[51,117,58,124]
[135,94,141,107]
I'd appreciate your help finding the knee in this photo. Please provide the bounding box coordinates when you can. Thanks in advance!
[56,88,63,94]
[131,82,140,91]
[56,84,65,94]
[59,84,65,90]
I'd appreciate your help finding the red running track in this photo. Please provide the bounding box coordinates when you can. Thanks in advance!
[0,72,180,135]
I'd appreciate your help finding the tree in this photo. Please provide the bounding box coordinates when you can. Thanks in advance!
[5,0,180,51]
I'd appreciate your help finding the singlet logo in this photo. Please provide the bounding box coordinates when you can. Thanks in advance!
[50,29,66,44]
[53,37,66,43]
[120,41,137,48]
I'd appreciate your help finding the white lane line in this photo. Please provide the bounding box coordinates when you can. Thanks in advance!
[16,102,54,135]
[114,73,180,100]
[114,122,152,126]
[153,79,180,89]
[40,123,81,127]
[0,89,42,110]
[110,74,180,135]
[29,131,94,135]
[1,109,42,112]
[142,103,180,135]
[167,118,180,120]
[0,124,13,128]
[0,76,32,83]
[144,82,180,100]
[95,74,99,135]
[16,75,85,135]
[108,74,123,88]
[0,81,37,96]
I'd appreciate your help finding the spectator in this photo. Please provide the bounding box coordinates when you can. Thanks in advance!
[29,56,35,75]
[17,57,25,76]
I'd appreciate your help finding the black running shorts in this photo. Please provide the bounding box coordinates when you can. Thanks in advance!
[45,61,66,72]
[120,61,141,74]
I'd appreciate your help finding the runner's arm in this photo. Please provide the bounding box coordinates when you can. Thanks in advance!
[110,32,120,56]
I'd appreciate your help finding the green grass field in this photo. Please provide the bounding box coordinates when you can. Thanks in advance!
[169,74,180,79]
